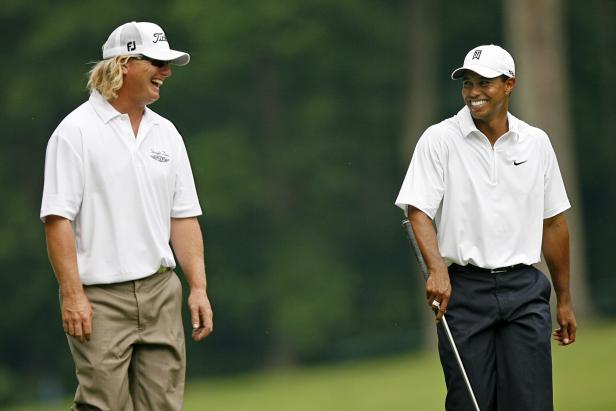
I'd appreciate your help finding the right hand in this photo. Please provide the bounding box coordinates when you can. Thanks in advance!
[425,266,451,322]
[61,290,93,343]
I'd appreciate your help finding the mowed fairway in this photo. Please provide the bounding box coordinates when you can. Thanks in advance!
[10,320,616,411]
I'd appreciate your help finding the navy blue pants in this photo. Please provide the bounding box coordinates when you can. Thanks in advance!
[438,265,553,411]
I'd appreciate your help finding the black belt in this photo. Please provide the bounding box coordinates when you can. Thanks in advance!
[449,263,529,274]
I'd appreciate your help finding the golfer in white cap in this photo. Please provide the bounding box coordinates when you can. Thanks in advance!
[41,21,213,410]
[396,44,576,410]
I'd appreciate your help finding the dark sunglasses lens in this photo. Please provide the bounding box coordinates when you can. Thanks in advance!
[138,56,167,68]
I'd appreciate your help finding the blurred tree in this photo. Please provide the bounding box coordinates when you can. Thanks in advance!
[566,0,616,314]
[400,0,440,346]
[402,0,439,159]
[589,0,616,313]
[503,0,591,317]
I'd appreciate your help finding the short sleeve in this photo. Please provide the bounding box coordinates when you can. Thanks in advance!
[395,127,446,218]
[171,136,202,218]
[542,136,571,218]
[40,132,84,222]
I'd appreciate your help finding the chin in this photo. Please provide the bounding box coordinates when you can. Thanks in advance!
[469,107,489,119]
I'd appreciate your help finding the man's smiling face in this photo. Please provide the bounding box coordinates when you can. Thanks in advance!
[122,56,172,107]
[461,71,515,123]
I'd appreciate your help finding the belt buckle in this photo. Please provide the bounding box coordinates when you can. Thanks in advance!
[490,267,507,274]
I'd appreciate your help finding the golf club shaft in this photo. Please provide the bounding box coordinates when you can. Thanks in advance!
[402,219,481,411]
[441,316,480,411]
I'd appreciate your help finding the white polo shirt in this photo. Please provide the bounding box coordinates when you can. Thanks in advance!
[395,106,570,269]
[41,91,202,285]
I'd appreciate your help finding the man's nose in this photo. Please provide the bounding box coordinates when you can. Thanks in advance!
[160,65,172,77]
[467,84,481,96]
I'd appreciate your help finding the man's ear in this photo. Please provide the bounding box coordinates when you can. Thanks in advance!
[505,76,516,95]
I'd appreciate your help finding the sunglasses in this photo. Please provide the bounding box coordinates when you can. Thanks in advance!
[134,55,168,68]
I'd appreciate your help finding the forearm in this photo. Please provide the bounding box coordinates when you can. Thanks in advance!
[408,206,450,319]
[408,207,447,273]
[542,213,571,304]
[543,212,576,345]
[44,215,92,341]
[170,217,207,291]
[170,216,213,340]
[44,215,83,295]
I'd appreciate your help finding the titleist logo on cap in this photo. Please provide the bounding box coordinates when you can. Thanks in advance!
[153,33,167,43]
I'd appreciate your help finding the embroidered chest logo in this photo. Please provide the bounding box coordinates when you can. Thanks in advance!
[513,160,527,166]
[150,150,170,163]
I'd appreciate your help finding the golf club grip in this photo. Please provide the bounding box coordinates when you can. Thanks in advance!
[401,218,429,281]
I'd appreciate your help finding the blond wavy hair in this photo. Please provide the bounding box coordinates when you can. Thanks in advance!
[87,56,133,101]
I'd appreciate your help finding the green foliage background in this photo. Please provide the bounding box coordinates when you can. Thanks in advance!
[0,0,614,406]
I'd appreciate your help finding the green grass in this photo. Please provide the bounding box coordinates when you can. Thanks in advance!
[9,320,616,410]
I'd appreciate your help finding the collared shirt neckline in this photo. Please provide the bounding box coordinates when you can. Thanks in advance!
[457,105,521,143]
[88,90,159,126]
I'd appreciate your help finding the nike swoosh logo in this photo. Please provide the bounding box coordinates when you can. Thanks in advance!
[513,160,528,166]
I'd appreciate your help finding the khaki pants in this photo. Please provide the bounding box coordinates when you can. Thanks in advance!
[62,270,186,411]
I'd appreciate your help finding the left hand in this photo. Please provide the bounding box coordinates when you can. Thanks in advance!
[553,302,576,346]
[188,288,214,341]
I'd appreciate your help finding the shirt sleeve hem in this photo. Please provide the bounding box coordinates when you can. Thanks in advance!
[40,209,75,223]
[543,203,571,219]
[394,200,436,220]
[170,209,203,219]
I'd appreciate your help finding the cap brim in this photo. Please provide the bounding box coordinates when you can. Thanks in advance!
[451,65,503,80]
[142,49,190,66]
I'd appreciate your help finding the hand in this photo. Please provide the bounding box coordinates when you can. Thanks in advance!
[553,302,576,346]
[425,266,451,322]
[188,288,214,341]
[61,290,92,343]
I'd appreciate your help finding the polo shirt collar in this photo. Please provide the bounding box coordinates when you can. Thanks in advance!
[89,91,121,123]
[89,91,159,126]
[457,106,522,142]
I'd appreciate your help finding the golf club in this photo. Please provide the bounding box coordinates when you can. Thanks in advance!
[402,218,481,411]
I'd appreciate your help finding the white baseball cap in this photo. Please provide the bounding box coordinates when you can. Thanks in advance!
[102,21,190,66]
[451,44,515,80]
